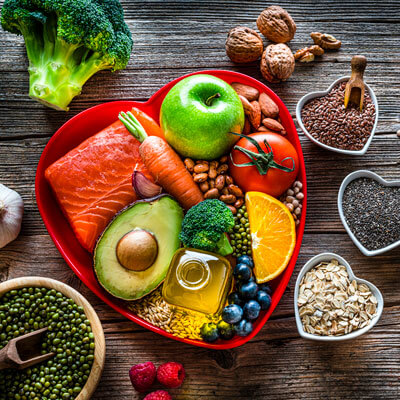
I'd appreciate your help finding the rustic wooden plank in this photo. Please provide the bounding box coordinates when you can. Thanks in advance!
[0,1,400,399]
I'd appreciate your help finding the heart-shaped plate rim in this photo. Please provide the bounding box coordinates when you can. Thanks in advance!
[296,76,379,155]
[35,70,307,349]
[338,170,400,256]
[294,252,383,341]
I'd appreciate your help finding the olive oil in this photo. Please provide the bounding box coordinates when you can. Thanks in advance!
[162,248,233,315]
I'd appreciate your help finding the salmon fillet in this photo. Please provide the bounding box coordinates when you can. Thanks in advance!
[45,120,145,252]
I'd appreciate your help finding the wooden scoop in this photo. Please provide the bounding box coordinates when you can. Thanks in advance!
[0,327,54,370]
[344,55,367,111]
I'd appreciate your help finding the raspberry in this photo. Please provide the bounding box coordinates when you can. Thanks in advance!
[157,362,185,389]
[129,361,156,393]
[143,390,172,400]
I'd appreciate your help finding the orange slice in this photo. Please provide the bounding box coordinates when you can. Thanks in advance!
[246,191,296,283]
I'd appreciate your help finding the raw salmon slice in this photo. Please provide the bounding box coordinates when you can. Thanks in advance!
[45,120,145,252]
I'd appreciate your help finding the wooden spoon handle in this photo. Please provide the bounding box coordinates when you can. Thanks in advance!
[351,55,367,76]
[0,343,15,370]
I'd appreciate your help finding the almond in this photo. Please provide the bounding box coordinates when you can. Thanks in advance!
[231,82,260,101]
[262,118,285,133]
[243,117,251,134]
[259,92,279,119]
[248,101,261,130]
[238,95,253,114]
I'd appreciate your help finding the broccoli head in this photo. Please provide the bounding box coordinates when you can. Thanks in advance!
[1,0,133,110]
[179,199,235,256]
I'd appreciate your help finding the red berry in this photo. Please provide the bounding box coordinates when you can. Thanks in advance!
[143,390,172,400]
[157,362,185,389]
[129,361,156,393]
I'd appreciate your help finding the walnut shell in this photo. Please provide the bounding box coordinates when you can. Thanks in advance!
[260,44,295,83]
[257,6,296,43]
[225,26,264,63]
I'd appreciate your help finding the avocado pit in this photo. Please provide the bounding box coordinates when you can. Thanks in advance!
[116,229,158,271]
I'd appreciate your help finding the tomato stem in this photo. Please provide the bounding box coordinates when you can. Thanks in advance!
[229,132,295,176]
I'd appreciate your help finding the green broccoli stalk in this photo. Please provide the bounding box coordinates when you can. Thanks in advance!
[179,199,235,256]
[1,0,133,111]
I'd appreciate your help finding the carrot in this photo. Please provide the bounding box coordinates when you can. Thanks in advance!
[130,107,165,139]
[119,111,204,210]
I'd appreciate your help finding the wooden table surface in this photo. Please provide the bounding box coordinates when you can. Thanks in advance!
[1,1,400,399]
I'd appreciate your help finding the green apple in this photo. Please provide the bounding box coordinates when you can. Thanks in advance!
[160,74,244,160]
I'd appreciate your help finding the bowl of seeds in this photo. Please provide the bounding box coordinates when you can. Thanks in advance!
[0,277,105,399]
[338,170,400,256]
[296,76,378,155]
[294,253,383,341]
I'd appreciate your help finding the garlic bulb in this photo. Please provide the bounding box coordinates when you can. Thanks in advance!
[0,184,24,248]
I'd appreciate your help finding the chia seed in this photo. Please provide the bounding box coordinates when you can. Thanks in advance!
[301,81,376,151]
[342,177,400,250]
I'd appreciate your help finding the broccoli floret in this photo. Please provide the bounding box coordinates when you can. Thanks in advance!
[1,0,133,110]
[179,199,235,256]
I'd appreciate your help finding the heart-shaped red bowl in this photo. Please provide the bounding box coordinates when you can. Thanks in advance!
[36,70,307,349]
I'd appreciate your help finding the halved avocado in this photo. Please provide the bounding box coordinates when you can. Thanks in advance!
[94,195,183,300]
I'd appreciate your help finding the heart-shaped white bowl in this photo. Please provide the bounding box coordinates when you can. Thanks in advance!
[296,76,379,155]
[294,252,383,341]
[338,170,400,256]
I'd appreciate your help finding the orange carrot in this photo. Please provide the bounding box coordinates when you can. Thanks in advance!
[119,111,203,210]
[130,107,165,139]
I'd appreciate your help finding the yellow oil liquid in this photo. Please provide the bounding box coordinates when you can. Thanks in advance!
[162,248,233,315]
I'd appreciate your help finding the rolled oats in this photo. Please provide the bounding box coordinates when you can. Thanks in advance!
[298,260,378,336]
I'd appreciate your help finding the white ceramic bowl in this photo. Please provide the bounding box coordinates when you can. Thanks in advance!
[296,76,379,155]
[338,170,400,256]
[294,252,383,341]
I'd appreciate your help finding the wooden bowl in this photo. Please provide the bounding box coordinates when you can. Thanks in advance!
[0,277,105,400]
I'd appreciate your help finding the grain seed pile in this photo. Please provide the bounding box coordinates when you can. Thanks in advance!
[128,288,219,340]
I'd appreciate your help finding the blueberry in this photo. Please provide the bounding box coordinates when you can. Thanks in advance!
[234,319,253,337]
[228,292,244,307]
[222,304,243,324]
[233,263,252,281]
[256,291,272,310]
[217,320,235,340]
[200,322,219,342]
[238,280,258,300]
[258,283,272,295]
[237,255,254,268]
[243,300,261,320]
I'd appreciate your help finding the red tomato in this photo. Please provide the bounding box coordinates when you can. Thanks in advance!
[229,132,299,198]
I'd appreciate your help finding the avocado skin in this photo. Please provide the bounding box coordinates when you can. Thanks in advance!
[94,195,183,300]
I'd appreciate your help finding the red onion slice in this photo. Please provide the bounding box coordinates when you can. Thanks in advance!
[132,171,162,198]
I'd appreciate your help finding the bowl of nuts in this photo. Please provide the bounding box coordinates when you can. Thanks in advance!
[294,252,383,341]
[296,76,378,155]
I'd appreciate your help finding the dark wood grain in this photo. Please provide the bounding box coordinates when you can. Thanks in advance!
[1,1,400,399]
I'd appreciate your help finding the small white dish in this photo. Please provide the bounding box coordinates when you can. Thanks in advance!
[294,252,383,342]
[296,76,379,155]
[338,170,400,256]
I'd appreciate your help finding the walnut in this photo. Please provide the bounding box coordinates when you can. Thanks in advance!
[257,6,296,43]
[311,32,342,50]
[294,45,324,62]
[260,43,295,83]
[225,26,264,63]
